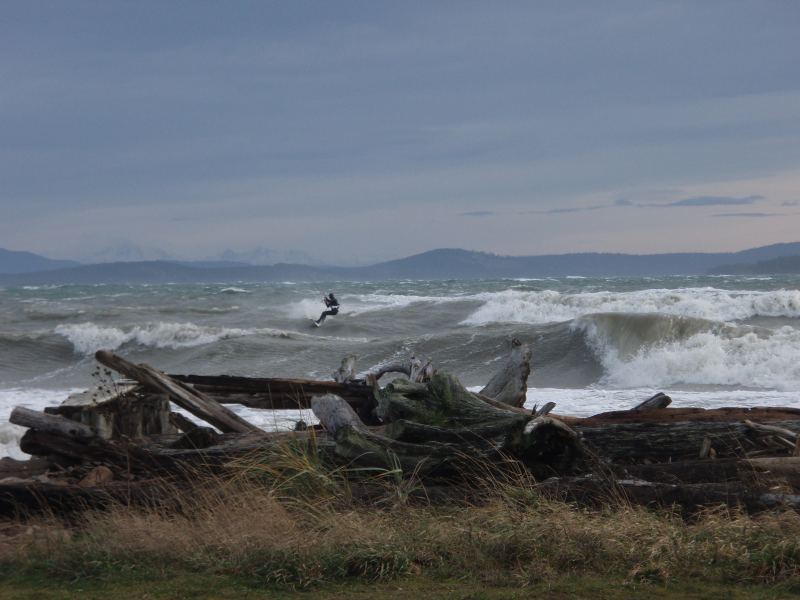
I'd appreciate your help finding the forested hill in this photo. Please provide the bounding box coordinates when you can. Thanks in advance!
[0,248,78,275]
[709,254,800,275]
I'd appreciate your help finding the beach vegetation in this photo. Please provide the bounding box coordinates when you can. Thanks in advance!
[2,443,800,598]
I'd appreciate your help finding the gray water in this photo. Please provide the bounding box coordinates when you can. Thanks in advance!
[2,275,800,458]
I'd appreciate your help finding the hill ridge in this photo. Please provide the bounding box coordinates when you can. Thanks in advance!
[3,242,800,284]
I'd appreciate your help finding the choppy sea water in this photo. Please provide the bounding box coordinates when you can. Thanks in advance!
[2,275,800,458]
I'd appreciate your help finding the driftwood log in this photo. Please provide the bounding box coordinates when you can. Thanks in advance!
[48,389,175,439]
[573,419,800,463]
[479,338,531,407]
[95,350,260,434]
[311,372,582,479]
[631,392,671,411]
[537,475,800,513]
[6,338,800,516]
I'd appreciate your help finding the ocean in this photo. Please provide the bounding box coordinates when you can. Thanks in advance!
[2,275,800,459]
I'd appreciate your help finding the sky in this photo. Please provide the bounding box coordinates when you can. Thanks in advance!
[1,1,799,264]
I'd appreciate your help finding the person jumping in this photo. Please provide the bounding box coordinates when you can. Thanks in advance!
[314,292,339,326]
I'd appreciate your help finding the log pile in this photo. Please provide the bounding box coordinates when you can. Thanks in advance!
[3,338,800,515]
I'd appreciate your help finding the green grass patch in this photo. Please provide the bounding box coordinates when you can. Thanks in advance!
[1,571,798,600]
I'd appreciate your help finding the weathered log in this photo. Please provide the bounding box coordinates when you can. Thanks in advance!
[17,427,178,475]
[0,457,50,480]
[363,355,434,384]
[377,374,526,429]
[744,420,799,440]
[409,356,435,383]
[0,480,153,516]
[479,338,531,407]
[623,456,800,490]
[311,394,367,434]
[631,392,671,411]
[366,360,412,382]
[698,436,713,459]
[169,412,199,433]
[533,402,556,417]
[168,427,223,450]
[574,419,800,464]
[563,406,800,426]
[334,355,358,383]
[170,373,375,412]
[95,350,260,434]
[376,373,581,475]
[10,407,96,439]
[152,430,334,464]
[49,390,175,440]
[329,425,458,475]
[537,475,800,513]
[625,459,745,485]
[310,393,465,476]
[745,456,800,489]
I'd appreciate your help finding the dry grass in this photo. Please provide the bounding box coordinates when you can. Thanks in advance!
[6,444,800,589]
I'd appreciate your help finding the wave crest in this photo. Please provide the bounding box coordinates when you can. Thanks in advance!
[462,288,800,325]
[574,313,800,390]
[55,322,252,354]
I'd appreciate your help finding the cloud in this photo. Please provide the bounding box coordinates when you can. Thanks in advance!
[782,201,800,207]
[615,199,634,206]
[523,204,606,215]
[649,195,764,207]
[712,212,777,218]
[459,210,496,217]
[545,205,605,214]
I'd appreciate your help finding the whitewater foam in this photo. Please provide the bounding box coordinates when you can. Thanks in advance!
[461,288,800,326]
[341,293,461,314]
[54,322,253,354]
[0,388,84,460]
[52,321,368,355]
[581,322,800,390]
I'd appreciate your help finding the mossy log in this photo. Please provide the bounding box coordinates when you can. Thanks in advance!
[312,373,582,477]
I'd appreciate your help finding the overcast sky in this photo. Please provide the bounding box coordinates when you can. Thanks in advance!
[2,1,799,264]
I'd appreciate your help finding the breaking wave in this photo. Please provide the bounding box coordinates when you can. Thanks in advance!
[462,288,800,325]
[572,313,800,390]
[52,321,369,355]
[54,322,253,354]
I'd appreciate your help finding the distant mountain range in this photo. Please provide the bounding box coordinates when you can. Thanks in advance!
[708,254,800,275]
[3,243,800,285]
[0,248,79,275]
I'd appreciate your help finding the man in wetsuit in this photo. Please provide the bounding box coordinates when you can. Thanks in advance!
[315,292,340,325]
